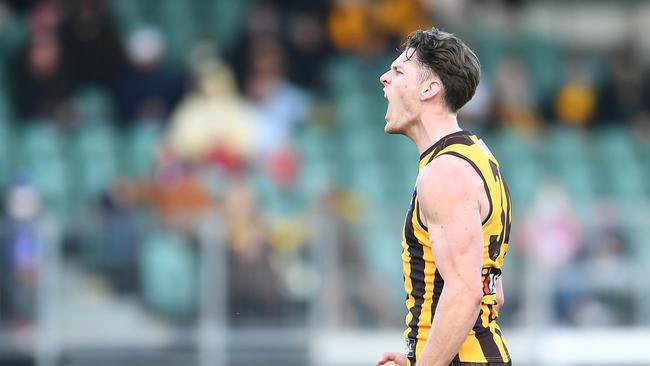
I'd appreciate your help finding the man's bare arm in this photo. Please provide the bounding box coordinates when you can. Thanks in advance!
[415,155,486,366]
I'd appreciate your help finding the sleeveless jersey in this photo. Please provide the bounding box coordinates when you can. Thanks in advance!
[401,130,512,365]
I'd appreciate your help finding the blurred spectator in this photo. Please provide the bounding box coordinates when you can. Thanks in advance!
[225,175,285,323]
[286,9,330,89]
[11,3,75,124]
[556,229,638,326]
[114,27,185,124]
[27,0,58,36]
[98,179,140,294]
[581,230,638,322]
[597,41,650,123]
[327,0,430,56]
[1,177,42,325]
[521,181,584,269]
[139,143,212,234]
[493,55,542,131]
[316,187,398,327]
[168,54,255,172]
[327,0,388,57]
[245,37,311,157]
[458,76,495,127]
[374,0,431,40]
[630,112,650,143]
[423,0,469,30]
[553,60,597,126]
[4,0,39,14]
[58,0,126,88]
[226,1,282,91]
[264,147,300,192]
[518,181,586,328]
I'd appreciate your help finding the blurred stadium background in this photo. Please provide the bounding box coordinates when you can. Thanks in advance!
[0,0,649,365]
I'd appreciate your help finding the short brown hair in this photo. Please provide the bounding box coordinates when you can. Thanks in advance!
[403,28,481,112]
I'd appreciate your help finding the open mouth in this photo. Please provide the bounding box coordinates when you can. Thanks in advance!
[385,101,390,121]
[383,89,390,121]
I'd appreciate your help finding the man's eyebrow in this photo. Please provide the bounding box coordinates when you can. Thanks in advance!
[392,65,403,71]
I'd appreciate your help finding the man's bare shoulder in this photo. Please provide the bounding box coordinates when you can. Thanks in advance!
[415,154,485,225]
[416,154,484,199]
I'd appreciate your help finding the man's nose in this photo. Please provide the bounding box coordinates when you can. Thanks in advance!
[379,72,389,86]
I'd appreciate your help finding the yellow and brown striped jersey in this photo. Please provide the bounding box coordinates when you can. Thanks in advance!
[402,130,512,365]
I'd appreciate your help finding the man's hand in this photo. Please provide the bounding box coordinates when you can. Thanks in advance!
[377,352,407,366]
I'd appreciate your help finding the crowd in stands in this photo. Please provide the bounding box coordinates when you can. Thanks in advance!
[0,0,648,332]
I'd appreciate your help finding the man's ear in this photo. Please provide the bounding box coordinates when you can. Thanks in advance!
[420,79,442,101]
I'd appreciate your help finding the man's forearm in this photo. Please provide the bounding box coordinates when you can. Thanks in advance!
[416,286,482,366]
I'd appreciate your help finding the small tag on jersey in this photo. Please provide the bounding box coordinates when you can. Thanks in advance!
[481,268,501,296]
[404,338,416,358]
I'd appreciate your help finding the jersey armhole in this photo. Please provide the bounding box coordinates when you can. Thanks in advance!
[415,197,428,231]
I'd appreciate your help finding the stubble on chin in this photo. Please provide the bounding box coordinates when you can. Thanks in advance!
[384,119,405,135]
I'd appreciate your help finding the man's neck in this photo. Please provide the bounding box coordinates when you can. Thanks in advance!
[408,111,462,155]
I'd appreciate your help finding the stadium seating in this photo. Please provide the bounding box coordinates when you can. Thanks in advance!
[107,0,146,37]
[153,0,197,66]
[205,0,252,52]
[0,119,11,189]
[72,87,116,124]
[1,4,649,365]
[0,9,27,64]
[15,122,70,216]
[139,231,198,317]
[597,128,646,204]
[70,122,119,209]
[124,122,162,178]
